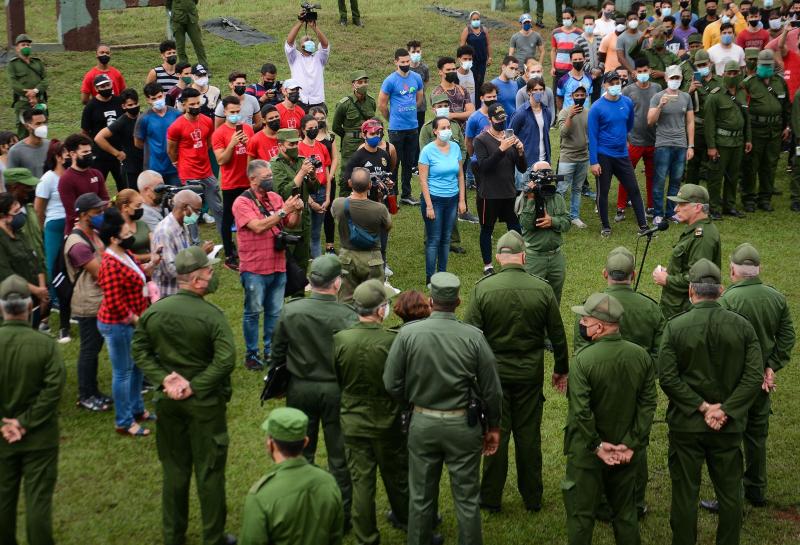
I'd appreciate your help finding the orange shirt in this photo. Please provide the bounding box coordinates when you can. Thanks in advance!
[599,32,620,72]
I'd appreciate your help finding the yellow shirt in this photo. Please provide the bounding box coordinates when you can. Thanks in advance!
[702,16,748,50]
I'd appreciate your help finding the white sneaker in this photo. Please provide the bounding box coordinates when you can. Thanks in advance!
[571,218,587,229]
[384,264,394,278]
[202,213,216,225]
[384,281,401,295]
[653,215,663,226]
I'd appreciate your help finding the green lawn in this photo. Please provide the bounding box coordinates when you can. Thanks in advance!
[2,1,800,543]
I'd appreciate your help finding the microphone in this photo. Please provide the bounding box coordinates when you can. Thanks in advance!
[638,221,670,237]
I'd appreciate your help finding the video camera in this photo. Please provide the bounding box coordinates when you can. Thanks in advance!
[274,230,302,251]
[308,155,323,169]
[299,2,321,22]
[154,183,205,217]
[368,170,393,203]
[525,169,564,220]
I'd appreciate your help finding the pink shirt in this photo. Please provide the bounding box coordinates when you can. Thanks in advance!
[232,190,288,275]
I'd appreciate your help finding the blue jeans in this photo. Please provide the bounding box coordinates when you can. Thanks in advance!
[241,271,287,357]
[421,194,459,282]
[653,146,687,218]
[310,186,327,258]
[557,160,589,220]
[514,166,532,192]
[97,321,143,429]
[44,217,65,304]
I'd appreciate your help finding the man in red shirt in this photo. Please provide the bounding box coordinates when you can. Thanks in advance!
[213,96,254,270]
[276,79,306,129]
[80,44,127,105]
[58,133,110,233]
[736,7,770,50]
[232,159,303,370]
[166,87,223,240]
[248,105,282,161]
[779,20,800,100]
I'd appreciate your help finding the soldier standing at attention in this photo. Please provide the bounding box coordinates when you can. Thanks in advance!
[7,34,48,138]
[167,0,208,69]
[652,184,720,319]
[464,231,569,514]
[332,70,377,192]
[384,272,502,545]
[684,50,722,186]
[563,292,656,545]
[132,247,237,545]
[658,259,763,545]
[239,407,344,545]
[0,275,65,545]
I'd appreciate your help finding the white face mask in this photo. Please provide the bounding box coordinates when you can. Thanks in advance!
[435,107,450,118]
[616,23,626,33]
[461,60,473,71]
[628,19,640,30]
[505,68,518,79]
[667,79,681,90]
[33,125,48,139]
[563,18,573,27]
[195,76,209,87]
[769,18,782,30]
[437,129,453,142]
[380,302,391,321]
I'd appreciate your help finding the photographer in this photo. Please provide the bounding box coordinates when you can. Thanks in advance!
[342,120,393,199]
[246,63,284,107]
[286,5,330,112]
[331,168,392,303]
[517,161,571,303]
[136,170,166,231]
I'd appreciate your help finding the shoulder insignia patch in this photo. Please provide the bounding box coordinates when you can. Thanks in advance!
[710,87,720,94]
[337,96,349,105]
[743,75,753,83]
[249,474,273,494]
[694,227,703,237]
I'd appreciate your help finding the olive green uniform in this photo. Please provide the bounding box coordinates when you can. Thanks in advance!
[271,293,358,522]
[658,301,763,545]
[334,322,407,545]
[132,290,236,545]
[384,311,502,545]
[464,264,569,511]
[332,93,377,194]
[686,74,722,183]
[7,55,48,138]
[240,457,344,545]
[519,192,571,303]
[659,218,721,318]
[632,46,680,89]
[790,88,800,208]
[563,333,656,545]
[703,85,750,214]
[741,75,789,209]
[719,278,795,504]
[167,0,208,68]
[0,320,65,545]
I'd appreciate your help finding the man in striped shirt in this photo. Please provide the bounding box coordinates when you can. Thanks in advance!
[145,40,180,94]
[550,8,584,110]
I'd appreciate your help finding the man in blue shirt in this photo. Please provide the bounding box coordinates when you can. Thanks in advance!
[134,82,182,186]
[491,55,521,119]
[465,82,497,170]
[557,49,593,109]
[378,48,424,205]
[588,71,648,237]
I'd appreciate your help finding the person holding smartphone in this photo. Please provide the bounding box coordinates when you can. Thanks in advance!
[556,86,591,229]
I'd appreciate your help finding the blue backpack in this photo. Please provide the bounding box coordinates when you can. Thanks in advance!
[344,198,378,250]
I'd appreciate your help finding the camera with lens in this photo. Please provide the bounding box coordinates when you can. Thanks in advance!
[299,2,321,22]
[154,183,204,216]
[274,230,302,251]
[525,169,564,220]
[368,170,392,202]
[308,155,323,169]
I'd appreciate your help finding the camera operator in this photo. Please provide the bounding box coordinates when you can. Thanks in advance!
[517,161,571,303]
[331,168,392,303]
[136,170,166,231]
[286,5,330,112]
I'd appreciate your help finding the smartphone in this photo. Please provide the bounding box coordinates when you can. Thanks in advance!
[504,128,514,138]
[291,187,300,197]
[235,124,243,133]
[693,71,703,83]
[667,94,678,102]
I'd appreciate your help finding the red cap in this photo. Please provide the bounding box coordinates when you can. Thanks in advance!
[361,119,382,133]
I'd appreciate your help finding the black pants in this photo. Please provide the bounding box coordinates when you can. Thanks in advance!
[324,181,336,245]
[597,153,647,229]
[76,316,104,400]
[222,188,246,259]
[388,128,419,199]
[416,110,426,137]
[95,158,126,192]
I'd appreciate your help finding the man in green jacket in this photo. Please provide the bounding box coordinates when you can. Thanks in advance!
[658,258,763,545]
[167,0,208,68]
[464,231,569,514]
[384,272,502,545]
[240,407,344,545]
[271,254,358,528]
[7,34,48,138]
[332,70,376,183]
[652,183,720,318]
[685,49,722,185]
[132,247,237,545]
[0,275,65,545]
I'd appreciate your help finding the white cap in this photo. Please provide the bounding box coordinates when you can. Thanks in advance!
[283,79,302,90]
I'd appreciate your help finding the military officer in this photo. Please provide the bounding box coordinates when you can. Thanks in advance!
[132,247,237,545]
[332,70,377,189]
[632,34,680,89]
[7,34,48,138]
[270,254,358,528]
[564,292,656,545]
[463,231,569,514]
[167,0,208,68]
[676,34,702,92]
[240,407,344,545]
[334,279,409,545]
[0,275,65,545]
[741,50,790,212]
[658,259,763,545]
[685,49,722,185]
[703,60,751,219]
[384,272,502,545]
[653,184,721,319]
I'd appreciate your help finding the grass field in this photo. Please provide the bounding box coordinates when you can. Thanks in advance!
[2,1,800,543]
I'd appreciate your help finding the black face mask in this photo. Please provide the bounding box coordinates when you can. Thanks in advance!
[130,208,144,221]
[749,19,759,27]
[258,177,274,193]
[398,64,411,73]
[267,119,281,132]
[118,235,136,250]
[187,106,201,116]
[305,127,320,139]
[681,17,692,25]
[680,1,689,7]
[166,55,178,65]
[484,99,497,108]
[706,8,717,16]
[317,120,327,130]
[98,88,113,98]
[578,323,593,342]
[98,55,111,65]
[9,212,26,232]
[125,106,140,117]
[572,61,585,71]
[76,154,94,169]
[638,11,647,19]
[63,157,73,169]
[444,72,459,84]
[491,120,506,131]
[574,96,586,107]
[263,80,275,89]
[287,91,300,104]
[233,85,247,96]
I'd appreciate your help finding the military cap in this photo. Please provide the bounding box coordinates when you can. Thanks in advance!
[276,128,301,143]
[15,34,32,45]
[75,192,108,213]
[757,50,775,65]
[571,292,624,323]
[353,279,396,308]
[687,33,703,45]
[694,49,710,63]
[3,167,39,187]
[0,274,31,299]
[723,60,742,73]
[350,69,368,82]
[667,183,709,204]
[665,65,683,79]
[431,93,450,106]
[430,272,460,302]
[744,48,760,61]
[487,103,507,120]
[496,230,525,254]
[730,243,760,266]
[606,246,635,275]
[308,254,341,284]
[688,258,721,284]
[261,407,308,441]
[175,246,219,274]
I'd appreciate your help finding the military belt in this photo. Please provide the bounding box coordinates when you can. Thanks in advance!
[716,128,742,137]
[529,246,562,256]
[414,406,467,417]
[349,131,362,138]
[750,114,781,125]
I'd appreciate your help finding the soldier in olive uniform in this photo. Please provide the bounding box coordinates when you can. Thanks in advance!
[676,35,702,92]
[0,275,65,545]
[167,0,208,68]
[790,86,800,212]
[464,231,568,513]
[332,70,377,191]
[658,259,763,545]
[685,50,722,185]
[703,60,751,219]
[271,128,320,277]
[132,247,237,545]
[653,184,721,319]
[384,272,503,545]
[240,407,344,545]
[271,255,358,527]
[631,36,680,89]
[334,280,407,545]
[7,34,48,138]
[741,50,790,212]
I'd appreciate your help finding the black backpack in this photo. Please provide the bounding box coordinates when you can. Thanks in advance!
[51,229,94,308]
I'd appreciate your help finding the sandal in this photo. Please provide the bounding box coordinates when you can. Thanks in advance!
[115,423,151,437]
[134,410,157,423]
[76,396,110,412]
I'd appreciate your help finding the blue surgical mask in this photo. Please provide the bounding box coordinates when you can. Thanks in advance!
[410,52,422,63]
[523,22,532,30]
[765,0,774,7]
[365,135,382,148]
[698,66,710,77]
[471,19,481,28]
[435,107,450,117]
[437,129,453,142]
[183,211,199,225]
[532,91,543,102]
[153,98,166,111]
[585,25,594,35]
[661,7,671,16]
[636,72,650,83]
[90,214,104,230]
[303,40,316,54]
[608,84,622,96]
[720,34,733,45]
[721,15,731,24]
[563,18,573,27]
[227,114,242,124]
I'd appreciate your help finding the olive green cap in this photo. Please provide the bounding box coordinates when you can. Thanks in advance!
[667,183,709,204]
[0,274,31,299]
[723,60,742,73]
[689,258,721,284]
[175,246,219,274]
[353,279,396,308]
[3,167,39,187]
[261,407,308,441]
[571,292,624,323]
[757,50,775,65]
[350,69,368,82]
[745,48,760,60]
[308,254,342,284]
[606,246,635,275]
[431,93,449,106]
[496,230,525,254]
[15,34,32,45]
[687,33,702,45]
[730,243,760,266]
[429,272,460,302]
[276,128,301,143]
[693,49,710,63]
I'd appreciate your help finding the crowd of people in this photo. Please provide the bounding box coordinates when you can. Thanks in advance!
[1,2,798,545]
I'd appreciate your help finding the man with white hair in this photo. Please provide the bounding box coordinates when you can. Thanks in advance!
[137,170,166,231]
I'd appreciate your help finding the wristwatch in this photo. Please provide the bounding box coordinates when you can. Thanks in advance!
[278,209,288,219]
